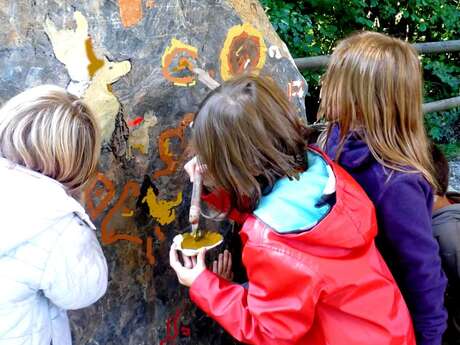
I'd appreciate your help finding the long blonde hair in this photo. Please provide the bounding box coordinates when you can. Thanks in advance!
[192,74,311,211]
[0,85,100,192]
[318,31,437,190]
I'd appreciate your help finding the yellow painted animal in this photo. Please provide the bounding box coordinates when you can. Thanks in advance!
[142,188,182,225]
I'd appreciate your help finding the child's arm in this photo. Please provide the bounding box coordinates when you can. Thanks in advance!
[39,215,108,310]
[189,243,320,345]
[432,211,460,284]
[201,188,249,224]
[377,175,447,345]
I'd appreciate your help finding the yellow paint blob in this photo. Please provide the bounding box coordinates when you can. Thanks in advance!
[142,187,182,225]
[181,232,223,250]
[85,38,105,78]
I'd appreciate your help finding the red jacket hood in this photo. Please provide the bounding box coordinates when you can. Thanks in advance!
[244,147,377,257]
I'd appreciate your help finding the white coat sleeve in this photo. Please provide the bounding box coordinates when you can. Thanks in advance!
[39,215,108,310]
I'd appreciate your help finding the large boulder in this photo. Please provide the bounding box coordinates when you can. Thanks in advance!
[0,1,307,344]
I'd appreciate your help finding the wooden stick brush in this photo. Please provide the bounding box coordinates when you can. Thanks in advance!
[187,67,219,240]
[189,172,203,240]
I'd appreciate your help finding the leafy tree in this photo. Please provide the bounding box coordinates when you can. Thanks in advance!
[260,0,460,143]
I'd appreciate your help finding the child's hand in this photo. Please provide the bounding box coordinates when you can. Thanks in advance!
[212,250,234,281]
[184,156,207,183]
[184,156,199,183]
[169,243,206,287]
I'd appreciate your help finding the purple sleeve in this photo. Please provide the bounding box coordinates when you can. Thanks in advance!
[377,175,447,345]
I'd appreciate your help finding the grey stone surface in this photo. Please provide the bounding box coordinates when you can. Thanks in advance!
[0,1,307,344]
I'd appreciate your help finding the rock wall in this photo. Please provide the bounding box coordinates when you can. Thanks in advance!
[0,1,307,344]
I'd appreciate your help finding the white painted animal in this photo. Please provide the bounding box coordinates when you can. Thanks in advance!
[45,10,131,143]
[44,11,91,90]
[83,57,131,143]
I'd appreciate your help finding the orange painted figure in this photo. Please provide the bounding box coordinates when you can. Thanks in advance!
[101,181,142,245]
[118,0,143,27]
[84,173,116,220]
[154,113,194,179]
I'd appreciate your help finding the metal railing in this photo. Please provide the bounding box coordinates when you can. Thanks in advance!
[294,40,460,113]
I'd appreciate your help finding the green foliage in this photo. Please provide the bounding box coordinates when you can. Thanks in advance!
[425,109,460,144]
[260,0,460,143]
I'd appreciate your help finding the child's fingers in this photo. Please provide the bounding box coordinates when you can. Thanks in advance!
[223,250,230,271]
[212,260,218,273]
[197,248,206,268]
[218,253,223,274]
[182,253,193,268]
[226,251,233,275]
[169,244,183,272]
[191,255,197,266]
[184,157,197,182]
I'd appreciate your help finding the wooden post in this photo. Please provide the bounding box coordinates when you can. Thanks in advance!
[423,96,460,114]
[294,40,460,70]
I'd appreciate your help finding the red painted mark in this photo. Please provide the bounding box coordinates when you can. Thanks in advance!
[84,173,116,220]
[153,113,194,179]
[159,309,190,344]
[154,225,166,243]
[181,326,191,337]
[101,181,142,245]
[128,116,144,127]
[146,236,155,265]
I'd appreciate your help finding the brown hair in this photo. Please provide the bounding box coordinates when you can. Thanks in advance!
[318,31,437,189]
[192,74,309,211]
[0,85,100,192]
[430,143,449,196]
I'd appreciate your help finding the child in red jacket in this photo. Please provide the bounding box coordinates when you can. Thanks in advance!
[169,74,415,345]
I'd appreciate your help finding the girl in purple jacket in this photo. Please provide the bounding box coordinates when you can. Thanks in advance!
[319,31,447,345]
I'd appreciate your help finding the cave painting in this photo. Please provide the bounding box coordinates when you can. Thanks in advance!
[227,0,289,58]
[84,173,116,220]
[118,0,143,28]
[154,113,194,179]
[268,45,282,59]
[159,309,191,345]
[161,39,198,87]
[84,174,172,265]
[83,57,131,143]
[44,11,92,95]
[101,181,142,245]
[287,80,306,101]
[220,23,267,81]
[44,10,131,143]
[142,185,183,226]
[128,111,158,157]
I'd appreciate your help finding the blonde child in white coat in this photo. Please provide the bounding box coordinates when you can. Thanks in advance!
[0,85,108,345]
